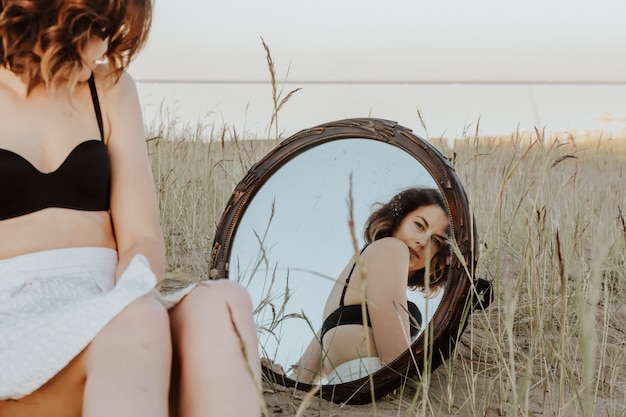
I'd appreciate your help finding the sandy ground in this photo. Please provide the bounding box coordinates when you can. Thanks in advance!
[260,306,626,417]
[160,276,626,417]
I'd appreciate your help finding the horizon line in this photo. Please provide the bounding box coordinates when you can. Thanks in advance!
[135,78,626,86]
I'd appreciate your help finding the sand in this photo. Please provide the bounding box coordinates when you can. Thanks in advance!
[260,306,626,416]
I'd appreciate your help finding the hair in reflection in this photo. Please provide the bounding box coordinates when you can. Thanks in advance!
[364,187,451,294]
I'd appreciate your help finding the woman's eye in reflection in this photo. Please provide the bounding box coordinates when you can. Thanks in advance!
[414,221,424,230]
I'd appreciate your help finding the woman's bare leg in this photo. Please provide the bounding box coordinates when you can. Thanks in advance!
[0,295,172,417]
[0,352,85,417]
[83,295,172,417]
[169,280,261,417]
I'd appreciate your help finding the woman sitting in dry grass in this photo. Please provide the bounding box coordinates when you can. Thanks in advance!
[0,1,259,416]
[290,188,451,384]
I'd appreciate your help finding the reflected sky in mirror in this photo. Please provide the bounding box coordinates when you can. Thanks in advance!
[229,138,445,376]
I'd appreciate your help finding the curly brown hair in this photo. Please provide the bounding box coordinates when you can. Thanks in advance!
[363,187,451,295]
[0,0,152,92]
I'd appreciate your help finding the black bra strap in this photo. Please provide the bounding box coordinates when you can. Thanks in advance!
[339,262,356,307]
[339,246,367,307]
[88,74,105,142]
[407,301,422,338]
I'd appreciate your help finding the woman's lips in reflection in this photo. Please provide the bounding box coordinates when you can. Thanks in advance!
[408,247,420,259]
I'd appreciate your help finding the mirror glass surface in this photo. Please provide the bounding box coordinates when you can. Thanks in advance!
[229,138,448,384]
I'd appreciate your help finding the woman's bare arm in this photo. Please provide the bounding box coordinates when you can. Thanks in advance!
[98,69,166,282]
[289,331,325,383]
[362,238,412,364]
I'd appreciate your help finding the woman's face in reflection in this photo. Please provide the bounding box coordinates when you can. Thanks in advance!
[392,204,449,273]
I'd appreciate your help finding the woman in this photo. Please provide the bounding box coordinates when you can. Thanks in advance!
[0,1,260,416]
[290,188,450,384]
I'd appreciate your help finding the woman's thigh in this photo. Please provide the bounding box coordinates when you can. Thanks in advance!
[0,294,172,417]
[0,350,86,417]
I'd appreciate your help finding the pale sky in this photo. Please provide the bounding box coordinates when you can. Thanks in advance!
[131,0,626,82]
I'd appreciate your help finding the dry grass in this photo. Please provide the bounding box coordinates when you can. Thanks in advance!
[149,37,626,417]
[427,130,626,417]
[146,120,276,285]
[149,122,626,416]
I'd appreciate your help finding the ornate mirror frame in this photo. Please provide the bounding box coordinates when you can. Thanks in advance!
[210,118,478,404]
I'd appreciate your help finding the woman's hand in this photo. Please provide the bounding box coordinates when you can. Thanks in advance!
[288,331,324,383]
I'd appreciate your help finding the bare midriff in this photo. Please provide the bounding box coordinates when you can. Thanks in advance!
[0,208,116,260]
[322,325,379,374]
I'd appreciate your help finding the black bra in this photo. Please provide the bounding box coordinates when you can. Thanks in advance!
[320,250,422,341]
[0,75,111,221]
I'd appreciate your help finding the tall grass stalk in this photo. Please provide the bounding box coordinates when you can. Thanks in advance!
[346,175,378,414]
[260,37,301,141]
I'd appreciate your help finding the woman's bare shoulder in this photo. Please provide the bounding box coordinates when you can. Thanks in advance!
[363,237,408,258]
[90,66,143,143]
[360,238,409,274]
[361,238,409,296]
[92,66,137,101]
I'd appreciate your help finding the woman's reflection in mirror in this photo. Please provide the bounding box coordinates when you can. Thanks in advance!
[289,188,450,384]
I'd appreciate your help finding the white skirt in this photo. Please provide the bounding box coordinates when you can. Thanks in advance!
[324,357,384,385]
[0,247,195,400]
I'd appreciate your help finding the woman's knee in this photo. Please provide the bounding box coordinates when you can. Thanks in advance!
[170,281,253,330]
[97,294,171,353]
[123,294,170,337]
[199,280,254,312]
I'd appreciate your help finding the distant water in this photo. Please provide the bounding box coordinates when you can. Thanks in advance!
[135,81,626,140]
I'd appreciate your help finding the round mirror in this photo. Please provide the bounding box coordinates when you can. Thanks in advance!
[211,118,477,404]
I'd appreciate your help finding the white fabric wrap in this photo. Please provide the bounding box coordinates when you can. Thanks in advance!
[324,357,384,385]
[0,247,194,400]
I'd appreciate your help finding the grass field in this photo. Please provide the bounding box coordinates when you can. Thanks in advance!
[148,119,626,416]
